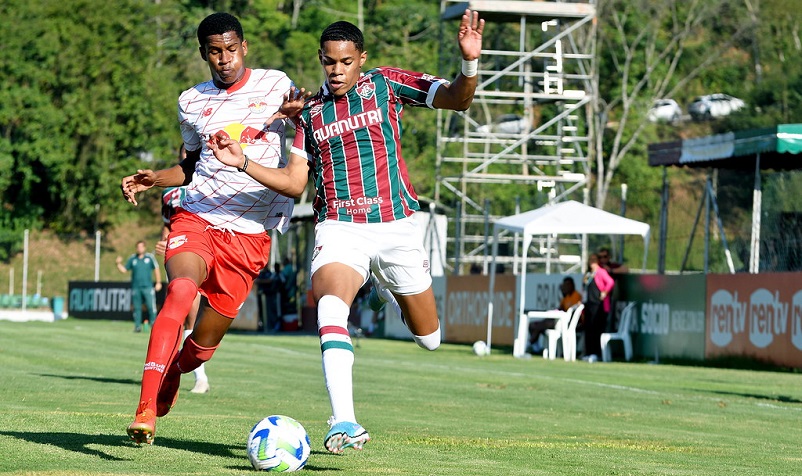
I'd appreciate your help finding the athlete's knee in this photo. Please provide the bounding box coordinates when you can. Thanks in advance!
[317,295,350,326]
[159,278,200,324]
[413,323,441,351]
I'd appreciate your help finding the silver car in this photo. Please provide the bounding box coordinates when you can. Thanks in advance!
[688,94,745,121]
[647,99,683,124]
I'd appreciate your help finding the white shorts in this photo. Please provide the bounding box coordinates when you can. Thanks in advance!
[311,216,432,295]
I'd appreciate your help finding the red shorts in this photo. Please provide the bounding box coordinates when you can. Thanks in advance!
[165,210,271,318]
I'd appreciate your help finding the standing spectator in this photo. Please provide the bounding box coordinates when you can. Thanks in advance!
[582,253,615,362]
[255,262,283,333]
[120,12,308,445]
[208,10,484,453]
[598,247,629,274]
[279,257,298,324]
[116,241,162,333]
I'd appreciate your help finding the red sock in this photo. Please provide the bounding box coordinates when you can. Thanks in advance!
[136,278,198,412]
[176,336,218,373]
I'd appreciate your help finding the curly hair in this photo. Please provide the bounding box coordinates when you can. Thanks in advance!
[320,21,364,52]
[197,12,244,47]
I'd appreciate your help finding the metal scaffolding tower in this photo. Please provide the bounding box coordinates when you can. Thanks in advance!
[435,0,597,274]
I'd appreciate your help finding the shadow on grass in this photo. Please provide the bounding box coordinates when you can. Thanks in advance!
[660,356,802,374]
[226,451,341,472]
[35,373,139,386]
[0,431,348,471]
[703,390,802,404]
[0,430,241,461]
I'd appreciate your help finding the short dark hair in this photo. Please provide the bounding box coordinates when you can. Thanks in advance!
[197,12,244,47]
[320,21,364,52]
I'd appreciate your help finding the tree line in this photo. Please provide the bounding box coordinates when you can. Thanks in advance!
[1,0,801,265]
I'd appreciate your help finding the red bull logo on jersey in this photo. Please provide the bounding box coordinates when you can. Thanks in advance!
[355,82,375,100]
[313,109,383,142]
[248,96,269,114]
[214,123,272,148]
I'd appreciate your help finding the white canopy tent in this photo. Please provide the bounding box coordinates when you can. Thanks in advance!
[485,200,651,356]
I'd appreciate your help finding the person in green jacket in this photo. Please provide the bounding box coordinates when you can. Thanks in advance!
[117,241,163,332]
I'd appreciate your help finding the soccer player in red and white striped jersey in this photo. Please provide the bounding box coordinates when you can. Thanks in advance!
[121,12,307,445]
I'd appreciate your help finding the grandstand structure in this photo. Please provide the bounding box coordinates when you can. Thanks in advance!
[435,0,597,273]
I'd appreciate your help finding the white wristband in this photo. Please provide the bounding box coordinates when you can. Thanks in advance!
[461,59,478,77]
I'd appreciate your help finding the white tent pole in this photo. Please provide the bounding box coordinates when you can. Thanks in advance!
[513,198,521,275]
[546,234,552,274]
[486,226,499,352]
[513,234,532,357]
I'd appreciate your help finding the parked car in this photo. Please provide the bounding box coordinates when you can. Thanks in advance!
[476,114,529,135]
[647,99,683,124]
[688,93,745,121]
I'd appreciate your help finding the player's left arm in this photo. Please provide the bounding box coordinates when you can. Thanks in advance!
[432,9,485,111]
[207,133,310,199]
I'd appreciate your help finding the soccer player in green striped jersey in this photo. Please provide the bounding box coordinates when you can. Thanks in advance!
[209,8,485,454]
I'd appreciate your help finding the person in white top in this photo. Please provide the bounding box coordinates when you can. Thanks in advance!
[120,12,307,445]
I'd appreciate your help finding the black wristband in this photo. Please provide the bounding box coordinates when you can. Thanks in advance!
[236,154,250,172]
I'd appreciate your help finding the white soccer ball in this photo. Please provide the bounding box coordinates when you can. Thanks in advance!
[472,340,490,356]
[247,415,311,472]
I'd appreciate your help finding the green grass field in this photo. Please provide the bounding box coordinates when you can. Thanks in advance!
[1,319,800,475]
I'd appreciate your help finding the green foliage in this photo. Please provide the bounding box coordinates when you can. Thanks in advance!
[2,0,802,271]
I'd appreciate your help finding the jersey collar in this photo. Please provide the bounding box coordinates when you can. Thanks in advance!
[223,68,252,94]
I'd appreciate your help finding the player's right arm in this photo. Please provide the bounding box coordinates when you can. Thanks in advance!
[120,151,198,207]
[207,133,309,199]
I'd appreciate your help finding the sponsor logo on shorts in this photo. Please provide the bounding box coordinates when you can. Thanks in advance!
[168,235,188,250]
[144,361,166,373]
[423,259,430,273]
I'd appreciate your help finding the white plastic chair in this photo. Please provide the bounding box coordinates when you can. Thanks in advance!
[561,303,584,362]
[544,303,584,361]
[600,302,636,362]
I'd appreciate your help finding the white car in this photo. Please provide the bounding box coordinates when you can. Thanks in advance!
[647,99,683,124]
[476,114,529,135]
[688,94,745,121]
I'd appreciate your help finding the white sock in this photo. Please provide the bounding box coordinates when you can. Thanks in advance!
[413,324,441,351]
[318,295,356,424]
[184,329,208,382]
